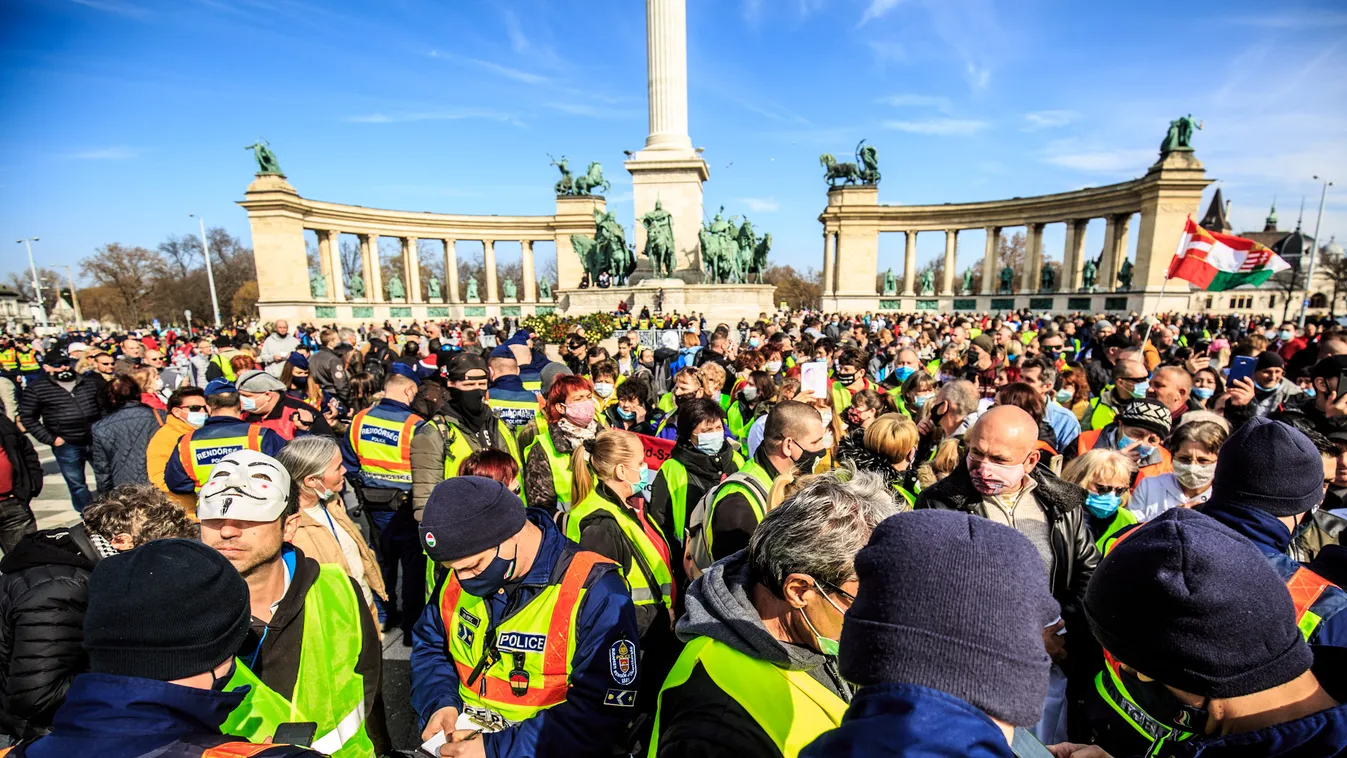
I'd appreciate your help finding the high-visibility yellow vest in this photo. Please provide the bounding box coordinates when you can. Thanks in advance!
[707,458,773,555]
[348,408,421,487]
[177,425,264,491]
[726,401,755,443]
[211,353,237,381]
[437,550,613,725]
[15,349,39,372]
[656,453,744,545]
[0,348,16,371]
[563,488,674,609]
[532,428,574,508]
[430,417,521,480]
[648,636,847,758]
[222,564,373,758]
[1094,508,1137,554]
[657,392,676,414]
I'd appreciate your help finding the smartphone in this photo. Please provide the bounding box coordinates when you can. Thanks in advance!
[1010,726,1056,758]
[272,721,317,747]
[1336,369,1347,403]
[1228,355,1257,384]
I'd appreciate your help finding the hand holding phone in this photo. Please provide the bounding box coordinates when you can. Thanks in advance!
[1228,355,1257,384]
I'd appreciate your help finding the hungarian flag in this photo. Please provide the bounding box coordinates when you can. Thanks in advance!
[1167,216,1290,291]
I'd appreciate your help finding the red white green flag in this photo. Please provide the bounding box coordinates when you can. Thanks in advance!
[1167,216,1290,291]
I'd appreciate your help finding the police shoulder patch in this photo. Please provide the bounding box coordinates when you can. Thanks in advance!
[603,688,636,707]
[609,638,637,685]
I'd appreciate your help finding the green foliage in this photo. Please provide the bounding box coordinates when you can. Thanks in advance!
[521,311,621,344]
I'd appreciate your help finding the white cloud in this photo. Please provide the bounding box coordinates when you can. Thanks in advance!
[69,0,146,17]
[1044,149,1155,173]
[1220,10,1347,29]
[466,58,548,85]
[501,8,529,55]
[965,61,991,90]
[344,110,522,127]
[878,93,953,112]
[859,0,907,25]
[738,197,780,213]
[1024,110,1082,130]
[66,146,139,160]
[545,102,640,120]
[884,118,987,135]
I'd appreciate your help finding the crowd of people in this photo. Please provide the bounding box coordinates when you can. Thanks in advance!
[0,306,1345,758]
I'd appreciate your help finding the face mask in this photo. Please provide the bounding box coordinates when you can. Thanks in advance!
[1279,330,1294,341]
[458,546,517,597]
[819,410,833,427]
[1256,381,1278,392]
[1056,388,1075,404]
[627,463,652,495]
[593,382,614,398]
[741,385,759,402]
[696,431,725,455]
[1192,387,1214,400]
[893,365,916,383]
[1084,491,1122,518]
[912,393,935,408]
[792,442,825,474]
[1173,461,1216,490]
[308,481,336,503]
[640,361,655,371]
[968,454,1028,495]
[211,659,237,691]
[1044,349,1062,362]
[54,369,76,382]
[616,406,636,421]
[1118,434,1154,458]
[838,371,860,386]
[765,360,783,373]
[186,410,208,428]
[449,387,487,414]
[239,395,258,412]
[1130,380,1149,399]
[801,580,847,656]
[749,338,761,348]
[1122,667,1209,734]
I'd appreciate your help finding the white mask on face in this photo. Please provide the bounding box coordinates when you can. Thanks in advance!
[198,450,291,521]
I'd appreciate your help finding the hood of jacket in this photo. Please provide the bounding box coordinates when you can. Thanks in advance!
[677,550,827,673]
[800,683,1013,758]
[0,523,99,574]
[1201,500,1293,555]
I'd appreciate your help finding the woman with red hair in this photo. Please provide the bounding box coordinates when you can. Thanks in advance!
[524,373,600,513]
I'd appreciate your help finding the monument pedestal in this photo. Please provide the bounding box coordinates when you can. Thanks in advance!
[557,281,774,321]
[626,153,709,276]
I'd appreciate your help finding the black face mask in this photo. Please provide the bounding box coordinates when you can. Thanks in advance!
[1120,667,1208,734]
[792,442,825,475]
[211,659,237,691]
[448,387,487,415]
[54,369,76,382]
[640,361,655,371]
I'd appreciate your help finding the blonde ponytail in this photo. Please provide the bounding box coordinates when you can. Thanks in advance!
[571,430,644,506]
[570,441,596,508]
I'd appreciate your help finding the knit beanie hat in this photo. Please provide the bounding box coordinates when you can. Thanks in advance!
[1211,417,1323,516]
[84,539,250,681]
[1085,508,1312,698]
[970,334,995,355]
[1117,398,1172,438]
[419,476,528,562]
[1256,350,1285,371]
[840,510,1059,727]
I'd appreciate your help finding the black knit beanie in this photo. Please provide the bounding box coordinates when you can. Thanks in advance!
[419,476,527,562]
[84,539,250,681]
[1085,508,1312,698]
[840,510,1059,727]
[1211,417,1323,516]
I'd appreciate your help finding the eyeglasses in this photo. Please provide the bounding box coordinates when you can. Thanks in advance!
[1092,485,1129,497]
[819,579,856,605]
[182,404,209,412]
[1117,376,1149,384]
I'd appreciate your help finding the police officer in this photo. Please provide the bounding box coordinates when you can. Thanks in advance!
[409,477,640,758]
[199,451,386,758]
[486,348,539,432]
[12,337,41,384]
[165,379,284,495]
[0,539,322,758]
[341,370,426,636]
[0,334,19,378]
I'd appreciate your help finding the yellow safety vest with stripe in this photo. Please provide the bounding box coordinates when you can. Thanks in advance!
[15,349,39,372]
[177,425,264,492]
[726,401,756,443]
[648,636,847,758]
[1084,387,1124,432]
[892,482,916,507]
[0,348,16,371]
[657,392,676,414]
[1093,508,1137,554]
[436,549,613,725]
[431,416,522,479]
[656,452,746,545]
[222,564,372,758]
[563,488,674,609]
[706,459,773,555]
[211,353,237,381]
[348,408,421,487]
[532,428,575,509]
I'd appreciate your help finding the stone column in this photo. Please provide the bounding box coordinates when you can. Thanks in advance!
[822,230,836,295]
[1134,152,1212,305]
[360,234,379,302]
[981,227,1000,295]
[483,240,499,303]
[444,240,460,303]
[1024,223,1044,293]
[404,237,422,303]
[317,230,339,302]
[1100,217,1119,293]
[643,0,692,152]
[1112,214,1131,291]
[1063,221,1086,292]
[902,231,917,295]
[521,240,537,302]
[941,230,957,296]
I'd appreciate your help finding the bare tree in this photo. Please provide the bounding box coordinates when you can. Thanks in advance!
[1270,268,1303,323]
[1318,252,1347,319]
[81,244,162,327]
[340,240,363,289]
[763,265,821,310]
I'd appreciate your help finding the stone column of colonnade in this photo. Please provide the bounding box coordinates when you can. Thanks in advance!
[521,240,537,302]
[316,229,343,302]
[902,231,917,296]
[1023,224,1044,293]
[402,237,421,303]
[941,230,957,296]
[981,227,999,295]
[483,240,499,303]
[360,234,381,302]
[444,240,460,303]
[1063,221,1086,292]
[1098,215,1131,293]
[822,231,836,295]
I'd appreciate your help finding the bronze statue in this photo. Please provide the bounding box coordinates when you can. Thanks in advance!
[750,233,770,284]
[387,274,405,300]
[465,277,480,301]
[1082,259,1097,292]
[1117,258,1134,291]
[640,200,677,278]
[572,209,632,285]
[882,268,897,295]
[348,273,365,299]
[572,162,610,195]
[550,155,573,195]
[503,279,517,300]
[1160,114,1201,155]
[999,265,1015,294]
[919,269,935,296]
[1040,265,1056,293]
[427,276,441,300]
[820,140,880,187]
[245,140,283,175]
[962,268,975,295]
[700,208,736,284]
[539,278,552,300]
[309,273,327,299]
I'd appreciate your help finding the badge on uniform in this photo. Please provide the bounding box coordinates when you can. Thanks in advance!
[609,639,637,685]
[509,668,530,697]
[603,689,636,707]
[458,607,480,628]
[457,623,474,647]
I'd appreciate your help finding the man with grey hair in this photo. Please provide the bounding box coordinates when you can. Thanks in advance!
[259,319,299,378]
[915,379,981,464]
[648,468,903,756]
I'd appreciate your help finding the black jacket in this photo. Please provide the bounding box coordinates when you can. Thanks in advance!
[0,523,102,739]
[17,374,102,446]
[0,413,42,500]
[90,403,161,493]
[240,545,388,755]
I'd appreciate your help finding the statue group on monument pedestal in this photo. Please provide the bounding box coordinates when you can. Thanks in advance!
[348,273,365,299]
[1082,258,1098,292]
[465,277,479,302]
[245,139,284,176]
[551,155,611,196]
[386,274,405,301]
[427,276,441,300]
[310,273,327,299]
[1117,258,1134,291]
[1040,266,1056,293]
[1159,114,1201,156]
[639,200,677,279]
[699,207,770,285]
[918,269,934,296]
[572,209,635,287]
[819,140,881,187]
[881,268,897,296]
[999,265,1015,294]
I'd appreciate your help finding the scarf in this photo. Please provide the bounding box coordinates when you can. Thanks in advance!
[556,416,598,444]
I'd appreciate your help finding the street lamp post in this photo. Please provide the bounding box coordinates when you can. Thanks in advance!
[1299,176,1334,328]
[189,214,223,328]
[65,265,83,323]
[16,238,48,328]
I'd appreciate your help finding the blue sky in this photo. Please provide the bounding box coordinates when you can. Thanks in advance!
[2,0,1345,287]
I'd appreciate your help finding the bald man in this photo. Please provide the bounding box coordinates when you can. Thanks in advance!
[916,405,1099,686]
[260,319,299,377]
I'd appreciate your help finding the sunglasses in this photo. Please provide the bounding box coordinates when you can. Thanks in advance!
[1092,485,1129,497]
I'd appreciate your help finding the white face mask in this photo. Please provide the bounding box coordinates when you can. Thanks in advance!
[819,409,833,426]
[1172,461,1216,490]
[198,450,291,521]
[766,360,783,373]
[741,386,759,401]
[593,382,614,398]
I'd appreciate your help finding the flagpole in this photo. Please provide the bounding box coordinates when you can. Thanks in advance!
[1145,214,1192,346]
[1143,275,1171,346]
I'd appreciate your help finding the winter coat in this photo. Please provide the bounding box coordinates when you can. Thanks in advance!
[17,373,102,446]
[289,501,387,608]
[800,683,1014,758]
[0,523,101,739]
[654,552,851,758]
[90,402,162,493]
[0,413,42,501]
[145,414,197,516]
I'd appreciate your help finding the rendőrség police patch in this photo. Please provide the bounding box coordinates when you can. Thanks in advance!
[609,639,637,685]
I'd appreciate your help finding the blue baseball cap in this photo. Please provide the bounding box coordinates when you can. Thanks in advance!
[204,379,237,396]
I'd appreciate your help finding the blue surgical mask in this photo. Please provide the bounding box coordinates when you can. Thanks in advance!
[1279,330,1294,341]
[239,395,258,412]
[1137,443,1156,458]
[458,547,516,597]
[629,463,652,495]
[1055,388,1074,404]
[912,393,935,408]
[894,365,916,382]
[1130,380,1149,399]
[1117,434,1135,452]
[1084,491,1122,519]
[695,431,725,455]
[1304,387,1317,398]
[616,406,636,421]
[749,338,761,348]
[1192,387,1214,400]
[186,411,209,428]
